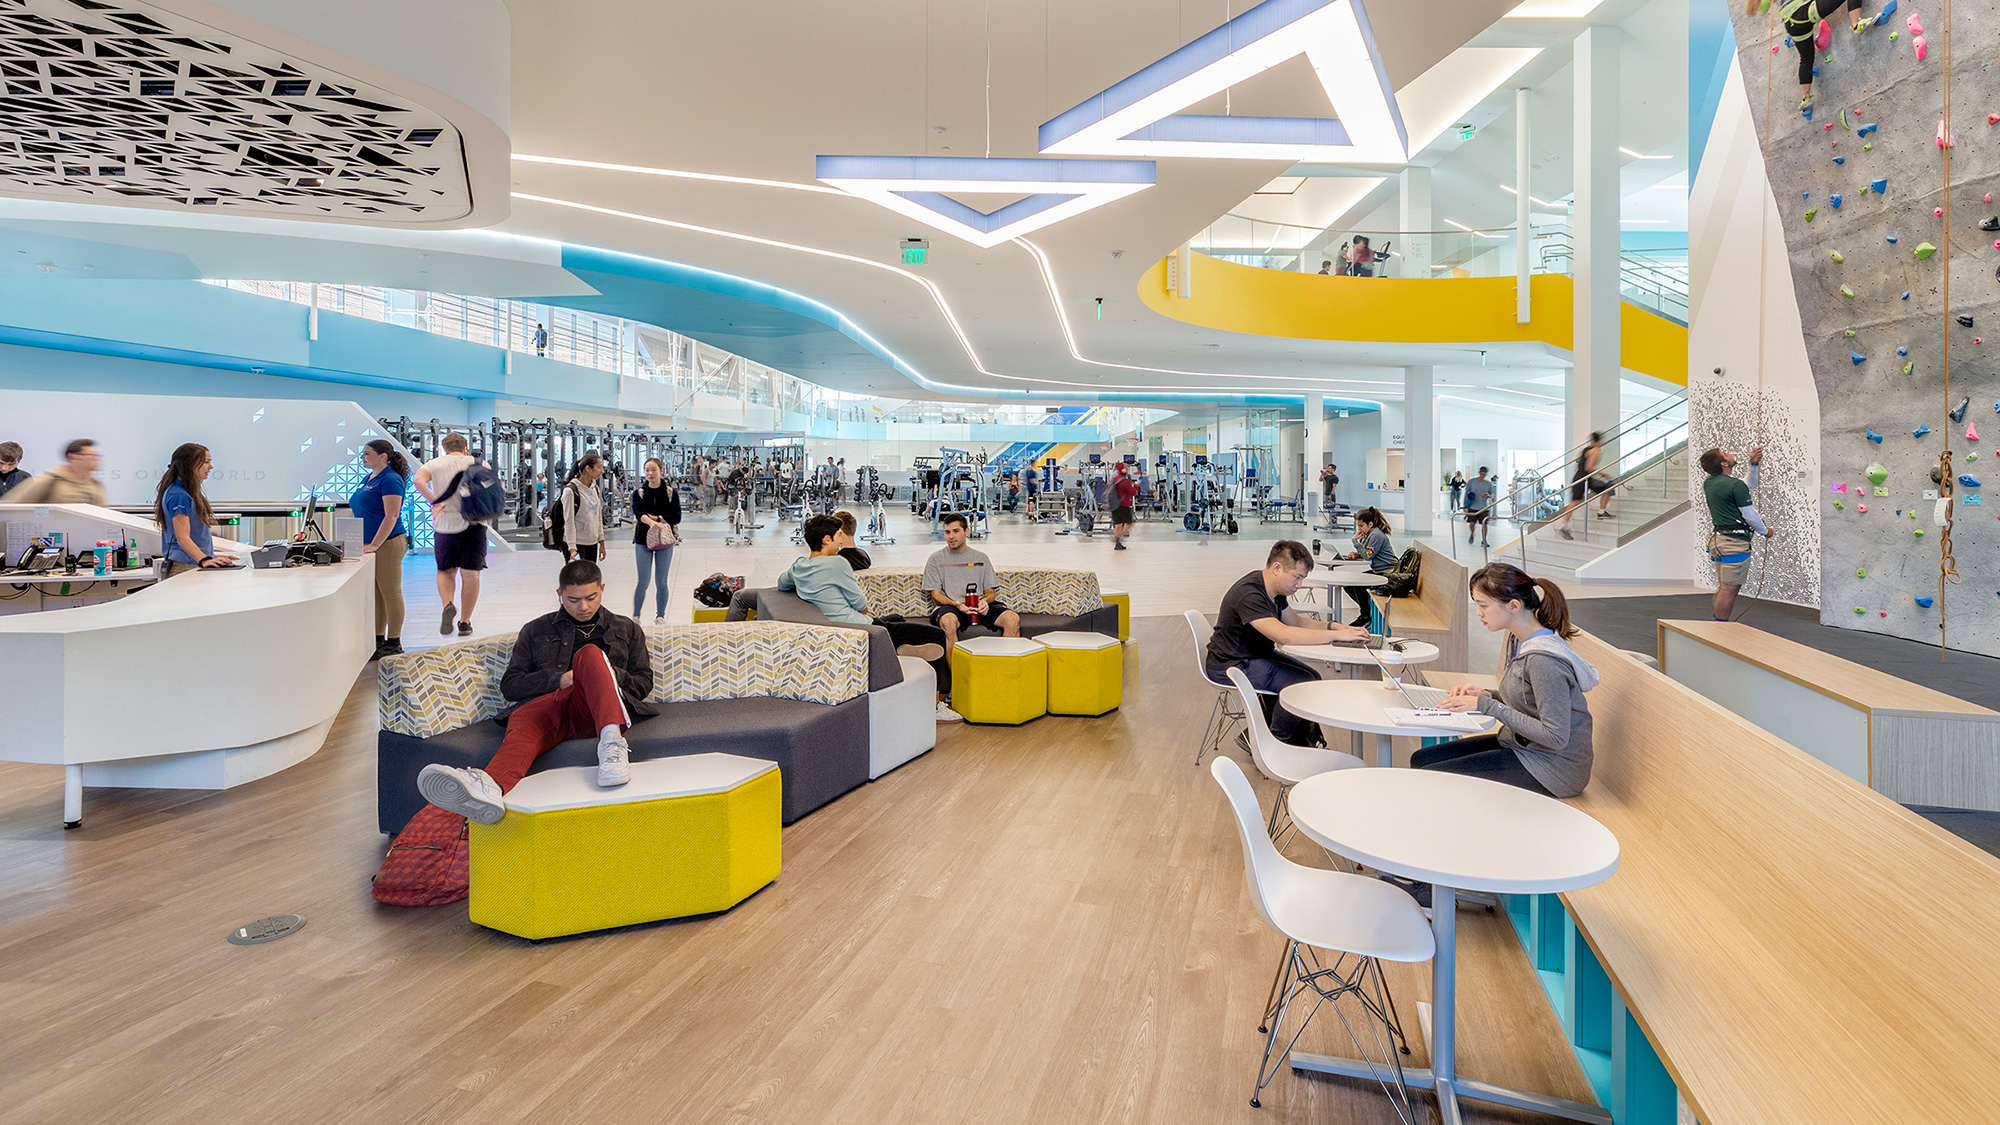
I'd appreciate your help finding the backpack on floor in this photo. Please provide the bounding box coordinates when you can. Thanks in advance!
[437,463,507,524]
[1381,547,1423,598]
[541,480,574,552]
[694,572,745,608]
[371,804,469,907]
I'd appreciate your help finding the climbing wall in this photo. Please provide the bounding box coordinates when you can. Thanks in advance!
[1729,0,2000,654]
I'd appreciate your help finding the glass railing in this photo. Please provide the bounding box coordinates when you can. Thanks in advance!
[1188,215,1691,322]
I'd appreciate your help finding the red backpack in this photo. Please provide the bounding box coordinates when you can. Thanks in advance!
[371,804,469,906]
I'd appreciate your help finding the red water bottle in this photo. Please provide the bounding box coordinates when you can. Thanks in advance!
[963,582,980,624]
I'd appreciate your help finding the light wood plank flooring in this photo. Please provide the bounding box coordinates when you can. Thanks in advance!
[0,619,1605,1124]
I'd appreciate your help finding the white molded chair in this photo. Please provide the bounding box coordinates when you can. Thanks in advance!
[1224,666,1365,838]
[1211,757,1432,1119]
[1185,610,1245,766]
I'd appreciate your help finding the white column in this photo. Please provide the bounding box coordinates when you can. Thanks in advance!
[1572,26,1623,450]
[1404,366,1434,535]
[1516,86,1533,324]
[1303,392,1325,514]
[1399,166,1432,276]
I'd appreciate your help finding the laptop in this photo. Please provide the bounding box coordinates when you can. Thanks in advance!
[1359,644,1488,731]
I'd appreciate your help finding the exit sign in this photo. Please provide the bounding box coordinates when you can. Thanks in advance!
[902,238,929,265]
[1458,124,1475,141]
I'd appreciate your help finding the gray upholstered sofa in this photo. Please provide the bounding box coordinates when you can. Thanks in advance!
[376,622,922,834]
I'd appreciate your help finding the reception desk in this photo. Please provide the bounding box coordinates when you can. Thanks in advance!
[0,504,374,827]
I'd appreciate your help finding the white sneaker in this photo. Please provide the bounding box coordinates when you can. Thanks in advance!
[934,701,964,723]
[597,731,632,786]
[418,764,506,824]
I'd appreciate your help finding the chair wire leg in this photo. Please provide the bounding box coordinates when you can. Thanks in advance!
[1257,939,1290,1034]
[1250,942,1304,1108]
[1195,693,1224,766]
[1266,783,1291,838]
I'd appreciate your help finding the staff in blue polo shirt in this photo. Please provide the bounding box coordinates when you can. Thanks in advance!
[352,438,411,658]
[153,442,237,577]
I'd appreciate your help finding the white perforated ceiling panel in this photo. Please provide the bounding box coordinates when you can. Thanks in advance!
[0,0,471,222]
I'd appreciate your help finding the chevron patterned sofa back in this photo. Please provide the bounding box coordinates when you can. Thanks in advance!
[854,567,1117,638]
[376,623,882,833]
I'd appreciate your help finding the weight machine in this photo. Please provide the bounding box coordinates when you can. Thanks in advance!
[1179,456,1241,535]
[857,466,895,544]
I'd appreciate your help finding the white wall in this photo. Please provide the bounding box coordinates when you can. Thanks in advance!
[1687,56,1819,609]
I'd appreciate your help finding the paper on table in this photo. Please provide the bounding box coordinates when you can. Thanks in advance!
[1384,708,1492,732]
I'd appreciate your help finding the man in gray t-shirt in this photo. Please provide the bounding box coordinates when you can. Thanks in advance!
[923,512,1020,648]
[1461,467,1498,547]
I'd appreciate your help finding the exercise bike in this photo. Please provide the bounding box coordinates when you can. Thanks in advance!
[725,484,763,546]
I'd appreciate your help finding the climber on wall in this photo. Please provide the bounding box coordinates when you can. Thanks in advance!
[1701,445,1770,621]
[1750,0,1873,119]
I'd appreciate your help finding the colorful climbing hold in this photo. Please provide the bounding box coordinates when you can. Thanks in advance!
[1916,35,1929,60]
[1935,208,1945,217]
[1904,362,1915,375]
[1902,292,1911,300]
[1864,142,1873,151]
[1952,396,1972,422]
[1806,208,1819,222]
[1886,235,1898,243]
[1866,429,1883,444]
[1915,242,1938,259]
[1968,494,1985,505]
[1897,346,1908,356]
[1841,284,1856,297]
[1855,607,1867,614]
[1859,504,1869,512]
[1851,350,1867,365]
[1832,250,1846,263]
[1970,422,1982,441]
[1858,122,1878,136]
[1917,596,1935,608]
[1960,475,1982,488]
[1914,424,1932,438]
[1970,452,1981,462]
[1832,157,1845,165]
[1866,461,1888,483]
[1840,108,1851,131]
[1835,500,1845,509]
[1915,528,1926,537]
[1889,30,1898,40]
[1959,315,1976,328]
[1881,610,1889,617]
[1856,567,1866,578]
[1908,12,1924,34]
[1845,329,1856,337]
[1830,193,1843,207]
[1871,178,1888,194]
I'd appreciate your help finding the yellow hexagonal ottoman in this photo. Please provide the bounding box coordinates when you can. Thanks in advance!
[1038,630,1123,716]
[948,636,1048,725]
[1101,589,1131,643]
[469,753,780,940]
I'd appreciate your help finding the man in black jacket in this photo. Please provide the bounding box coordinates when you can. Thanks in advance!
[418,559,655,824]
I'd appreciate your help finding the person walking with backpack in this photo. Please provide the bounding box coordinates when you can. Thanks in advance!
[560,453,607,563]
[1339,506,1395,626]
[414,432,486,638]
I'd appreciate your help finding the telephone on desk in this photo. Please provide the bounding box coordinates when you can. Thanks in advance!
[10,544,66,573]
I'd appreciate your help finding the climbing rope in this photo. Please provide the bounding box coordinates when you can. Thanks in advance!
[1937,0,1960,659]
[1733,0,1780,623]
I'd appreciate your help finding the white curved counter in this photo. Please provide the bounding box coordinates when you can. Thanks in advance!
[0,505,374,827]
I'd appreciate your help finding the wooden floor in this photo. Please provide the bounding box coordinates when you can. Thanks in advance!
[0,615,1600,1124]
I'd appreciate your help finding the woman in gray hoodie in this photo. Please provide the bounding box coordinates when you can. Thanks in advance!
[1418,563,1599,797]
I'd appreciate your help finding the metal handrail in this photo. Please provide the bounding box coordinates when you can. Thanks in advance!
[1491,388,1688,517]
[1493,430,1691,564]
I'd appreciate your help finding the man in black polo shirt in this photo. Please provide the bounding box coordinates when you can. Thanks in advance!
[1206,539,1369,744]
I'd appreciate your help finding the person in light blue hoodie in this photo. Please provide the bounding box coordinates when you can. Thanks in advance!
[779,514,961,723]
[1422,563,1599,797]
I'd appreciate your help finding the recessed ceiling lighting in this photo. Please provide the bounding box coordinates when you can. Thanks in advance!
[1619,147,1672,160]
[1497,184,1556,206]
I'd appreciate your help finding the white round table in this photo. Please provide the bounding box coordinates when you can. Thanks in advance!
[1286,768,1620,1125]
[1297,569,1385,623]
[1280,638,1440,681]
[1277,678,1495,767]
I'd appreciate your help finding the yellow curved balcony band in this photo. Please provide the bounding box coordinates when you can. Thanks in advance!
[1140,254,1686,386]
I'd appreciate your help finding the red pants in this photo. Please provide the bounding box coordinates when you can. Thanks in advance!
[484,645,632,792]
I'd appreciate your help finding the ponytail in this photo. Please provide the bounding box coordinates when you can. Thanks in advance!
[365,439,408,480]
[1470,563,1576,639]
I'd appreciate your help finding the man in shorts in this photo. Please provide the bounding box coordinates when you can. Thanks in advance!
[1462,466,1497,548]
[923,512,1020,650]
[1701,446,1768,620]
[413,432,486,637]
[1111,462,1139,550]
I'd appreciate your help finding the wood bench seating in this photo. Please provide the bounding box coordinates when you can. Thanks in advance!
[1442,632,2000,1122]
[1369,541,1469,672]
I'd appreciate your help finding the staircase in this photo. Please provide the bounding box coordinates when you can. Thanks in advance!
[1514,442,1690,574]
